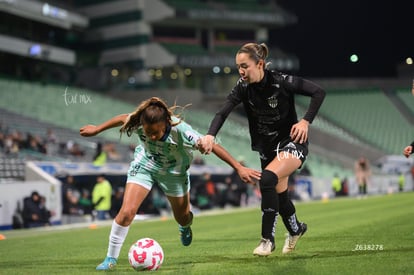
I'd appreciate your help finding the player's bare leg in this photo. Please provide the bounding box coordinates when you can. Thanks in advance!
[167,193,193,246]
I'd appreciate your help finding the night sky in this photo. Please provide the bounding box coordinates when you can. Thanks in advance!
[272,1,414,78]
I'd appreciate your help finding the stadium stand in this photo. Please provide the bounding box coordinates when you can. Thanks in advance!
[0,108,113,161]
[0,78,260,169]
[396,88,414,114]
[295,104,364,147]
[160,42,208,56]
[0,103,132,182]
[6,75,413,179]
[163,0,209,10]
[0,77,354,178]
[0,78,133,142]
[296,88,412,155]
[0,157,25,181]
[5,76,389,178]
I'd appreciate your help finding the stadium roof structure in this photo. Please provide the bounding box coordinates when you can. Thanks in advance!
[74,0,299,88]
[0,0,299,90]
[0,0,88,66]
[0,0,88,29]
[161,0,297,27]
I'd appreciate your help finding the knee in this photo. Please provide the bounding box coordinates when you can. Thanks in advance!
[116,207,136,226]
[259,170,278,192]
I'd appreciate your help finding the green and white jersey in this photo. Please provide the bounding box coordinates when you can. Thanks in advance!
[132,117,202,176]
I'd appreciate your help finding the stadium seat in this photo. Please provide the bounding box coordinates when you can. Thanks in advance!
[296,89,412,155]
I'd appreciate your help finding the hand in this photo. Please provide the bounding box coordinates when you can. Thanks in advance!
[198,135,215,154]
[403,145,413,158]
[80,125,99,137]
[290,119,309,143]
[236,166,261,185]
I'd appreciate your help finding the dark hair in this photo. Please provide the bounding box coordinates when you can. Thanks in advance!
[237,42,269,68]
[120,97,180,137]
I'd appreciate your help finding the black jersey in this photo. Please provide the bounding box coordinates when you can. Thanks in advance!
[207,69,325,153]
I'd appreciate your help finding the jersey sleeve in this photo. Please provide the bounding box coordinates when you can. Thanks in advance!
[178,121,203,148]
[207,81,243,136]
[282,74,326,123]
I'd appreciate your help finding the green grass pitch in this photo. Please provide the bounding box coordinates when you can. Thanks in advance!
[1,192,413,274]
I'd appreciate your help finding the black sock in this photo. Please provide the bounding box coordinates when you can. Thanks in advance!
[259,170,279,243]
[279,190,301,235]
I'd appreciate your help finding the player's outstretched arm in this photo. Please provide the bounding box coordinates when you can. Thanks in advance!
[80,114,129,137]
[208,142,261,185]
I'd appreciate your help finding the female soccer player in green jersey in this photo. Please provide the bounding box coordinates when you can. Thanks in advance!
[80,97,260,271]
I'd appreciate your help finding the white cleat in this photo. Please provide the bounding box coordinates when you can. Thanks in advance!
[253,238,275,256]
[282,223,307,254]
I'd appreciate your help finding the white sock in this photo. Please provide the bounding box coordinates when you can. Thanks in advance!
[107,220,130,259]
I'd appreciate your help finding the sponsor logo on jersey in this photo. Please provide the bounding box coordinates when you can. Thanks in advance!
[185,131,199,143]
[286,142,297,149]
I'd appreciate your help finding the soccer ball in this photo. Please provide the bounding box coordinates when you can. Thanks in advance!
[128,238,164,271]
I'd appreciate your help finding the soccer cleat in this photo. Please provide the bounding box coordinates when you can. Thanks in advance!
[282,222,307,254]
[179,212,193,246]
[179,225,193,246]
[96,256,117,271]
[253,238,275,256]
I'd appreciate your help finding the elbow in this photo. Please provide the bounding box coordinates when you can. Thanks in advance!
[317,88,326,101]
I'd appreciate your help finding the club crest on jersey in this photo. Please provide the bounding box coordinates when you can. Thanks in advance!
[267,95,278,108]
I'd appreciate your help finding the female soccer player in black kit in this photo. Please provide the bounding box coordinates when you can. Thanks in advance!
[199,42,325,256]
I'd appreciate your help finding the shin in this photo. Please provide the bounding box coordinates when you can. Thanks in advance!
[279,189,301,235]
[259,170,279,241]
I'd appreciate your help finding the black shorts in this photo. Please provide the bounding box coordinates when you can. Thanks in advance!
[260,139,309,169]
